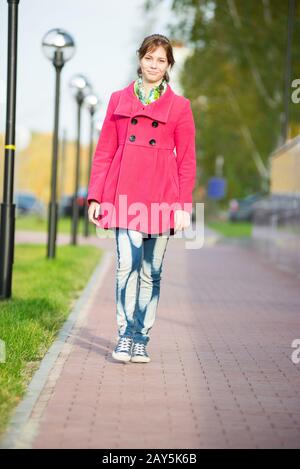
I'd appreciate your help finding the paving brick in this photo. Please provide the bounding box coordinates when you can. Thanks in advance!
[4,232,300,449]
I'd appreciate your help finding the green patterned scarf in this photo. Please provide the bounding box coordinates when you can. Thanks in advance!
[134,76,167,105]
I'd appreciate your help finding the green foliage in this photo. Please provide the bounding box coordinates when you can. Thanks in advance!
[207,220,252,237]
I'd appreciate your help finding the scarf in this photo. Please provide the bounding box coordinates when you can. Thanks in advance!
[134,76,167,105]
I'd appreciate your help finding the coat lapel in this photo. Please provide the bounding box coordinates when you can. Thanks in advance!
[113,80,175,124]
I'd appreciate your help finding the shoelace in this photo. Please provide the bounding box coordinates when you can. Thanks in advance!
[115,337,132,353]
[132,343,147,356]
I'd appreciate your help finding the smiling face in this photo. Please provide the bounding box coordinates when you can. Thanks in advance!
[139,45,170,84]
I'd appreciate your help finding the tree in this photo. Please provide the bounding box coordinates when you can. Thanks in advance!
[144,0,300,200]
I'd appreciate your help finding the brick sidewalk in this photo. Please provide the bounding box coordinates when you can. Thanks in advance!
[2,230,300,448]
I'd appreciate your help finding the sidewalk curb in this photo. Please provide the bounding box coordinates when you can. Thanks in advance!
[0,250,113,449]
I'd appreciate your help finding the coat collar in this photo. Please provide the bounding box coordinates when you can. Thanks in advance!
[113,80,175,123]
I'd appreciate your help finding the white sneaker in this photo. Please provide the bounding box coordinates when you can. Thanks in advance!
[112,336,133,362]
[130,342,151,363]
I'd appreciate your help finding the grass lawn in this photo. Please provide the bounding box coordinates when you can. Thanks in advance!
[0,243,102,437]
[15,215,87,234]
[207,220,253,237]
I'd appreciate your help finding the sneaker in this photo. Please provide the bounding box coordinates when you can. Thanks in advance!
[130,342,151,363]
[112,336,133,362]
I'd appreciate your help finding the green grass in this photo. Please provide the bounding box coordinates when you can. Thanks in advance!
[0,243,102,437]
[207,220,252,237]
[15,215,86,234]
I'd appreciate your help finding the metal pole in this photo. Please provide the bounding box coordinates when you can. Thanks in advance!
[282,0,295,143]
[83,107,95,237]
[71,92,83,245]
[47,50,63,258]
[0,0,20,300]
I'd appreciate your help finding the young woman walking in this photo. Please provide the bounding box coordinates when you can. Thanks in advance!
[87,34,196,363]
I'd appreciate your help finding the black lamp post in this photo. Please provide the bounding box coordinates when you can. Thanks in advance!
[42,28,75,259]
[69,75,91,245]
[0,0,20,300]
[83,93,100,237]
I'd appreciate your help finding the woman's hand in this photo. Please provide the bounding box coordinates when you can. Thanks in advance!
[174,209,191,231]
[88,200,101,226]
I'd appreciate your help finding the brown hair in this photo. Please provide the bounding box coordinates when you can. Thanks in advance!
[136,34,175,94]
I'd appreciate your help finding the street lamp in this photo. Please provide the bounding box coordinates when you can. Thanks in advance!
[83,93,100,237]
[42,28,75,258]
[69,74,91,245]
[0,0,20,300]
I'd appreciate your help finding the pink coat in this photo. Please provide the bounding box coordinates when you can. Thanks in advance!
[87,80,196,235]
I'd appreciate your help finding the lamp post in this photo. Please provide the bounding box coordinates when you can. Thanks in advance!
[69,75,91,245]
[42,28,75,258]
[83,93,100,237]
[0,0,20,300]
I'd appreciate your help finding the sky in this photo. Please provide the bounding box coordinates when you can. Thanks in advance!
[0,0,175,144]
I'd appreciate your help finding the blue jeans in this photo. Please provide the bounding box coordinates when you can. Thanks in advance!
[114,228,170,345]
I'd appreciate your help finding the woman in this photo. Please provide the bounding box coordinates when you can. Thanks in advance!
[87,34,196,364]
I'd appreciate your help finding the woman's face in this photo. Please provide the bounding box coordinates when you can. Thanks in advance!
[139,45,170,83]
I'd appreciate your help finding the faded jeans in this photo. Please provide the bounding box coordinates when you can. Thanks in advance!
[114,228,170,345]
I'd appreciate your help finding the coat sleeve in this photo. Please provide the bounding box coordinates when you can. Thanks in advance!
[87,91,118,206]
[174,98,197,213]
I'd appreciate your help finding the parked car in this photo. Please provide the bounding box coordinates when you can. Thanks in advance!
[252,194,300,226]
[15,192,45,217]
[228,193,264,222]
[58,188,88,217]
